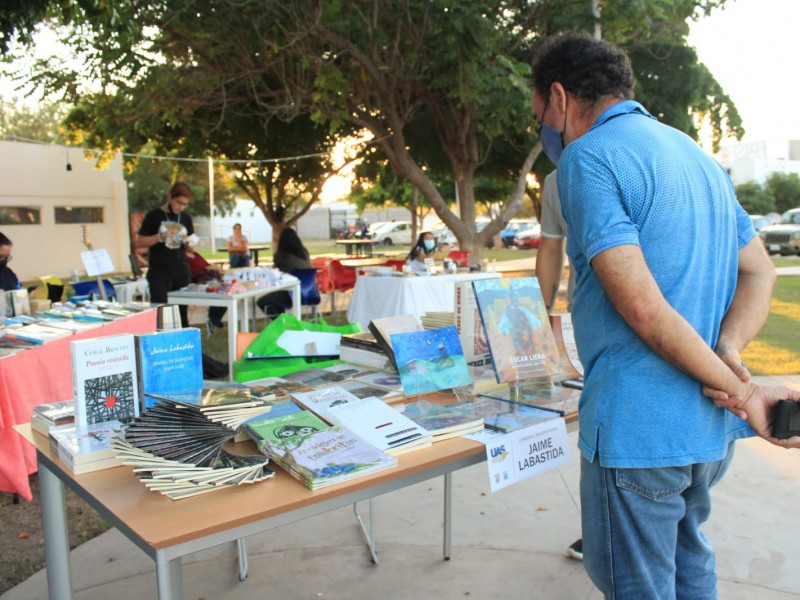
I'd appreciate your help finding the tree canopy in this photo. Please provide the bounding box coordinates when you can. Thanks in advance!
[2,0,743,259]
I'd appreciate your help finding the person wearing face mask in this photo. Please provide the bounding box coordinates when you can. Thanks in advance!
[406,231,438,275]
[532,33,797,598]
[136,182,195,327]
[0,233,20,291]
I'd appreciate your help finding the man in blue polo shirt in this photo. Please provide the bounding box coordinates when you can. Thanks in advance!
[531,32,800,598]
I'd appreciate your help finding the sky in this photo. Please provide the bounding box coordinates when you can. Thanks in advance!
[688,0,800,144]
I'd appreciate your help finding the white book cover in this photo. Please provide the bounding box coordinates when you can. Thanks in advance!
[70,334,140,432]
[293,386,432,454]
[454,281,492,368]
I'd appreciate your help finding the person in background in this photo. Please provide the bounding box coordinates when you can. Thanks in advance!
[536,170,583,561]
[532,32,799,598]
[0,233,20,291]
[536,170,575,313]
[185,243,227,335]
[406,231,438,274]
[256,228,311,319]
[136,182,194,327]
[227,223,250,268]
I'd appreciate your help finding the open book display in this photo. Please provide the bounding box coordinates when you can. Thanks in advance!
[114,399,272,500]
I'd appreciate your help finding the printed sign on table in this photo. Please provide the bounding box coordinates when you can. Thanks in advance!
[467,418,570,492]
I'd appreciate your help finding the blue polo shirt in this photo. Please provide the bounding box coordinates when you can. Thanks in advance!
[557,100,756,468]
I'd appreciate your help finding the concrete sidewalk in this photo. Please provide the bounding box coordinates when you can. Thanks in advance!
[3,430,799,600]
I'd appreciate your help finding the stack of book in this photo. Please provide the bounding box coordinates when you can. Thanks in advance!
[245,410,397,490]
[31,400,75,436]
[49,422,125,474]
[337,332,392,372]
[115,399,272,499]
[144,385,274,431]
[420,311,455,330]
[113,438,273,500]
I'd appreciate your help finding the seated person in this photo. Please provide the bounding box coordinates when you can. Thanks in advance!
[227,223,251,268]
[405,231,438,275]
[257,228,311,319]
[185,243,227,334]
[0,232,20,291]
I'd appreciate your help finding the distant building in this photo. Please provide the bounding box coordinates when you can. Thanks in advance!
[716,140,800,185]
[0,140,130,282]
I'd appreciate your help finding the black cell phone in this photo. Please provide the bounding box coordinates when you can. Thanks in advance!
[773,400,800,439]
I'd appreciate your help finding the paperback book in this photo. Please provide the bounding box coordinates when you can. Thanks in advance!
[483,383,581,418]
[114,437,272,500]
[450,396,559,433]
[50,421,125,474]
[70,333,140,432]
[367,314,424,373]
[292,386,432,455]
[31,399,75,436]
[398,399,485,440]
[137,328,203,410]
[337,344,393,372]
[245,410,331,456]
[244,376,309,401]
[472,277,561,384]
[122,399,238,467]
[246,412,396,490]
[454,280,493,376]
[282,367,348,388]
[351,371,404,395]
[390,325,472,396]
[285,427,398,490]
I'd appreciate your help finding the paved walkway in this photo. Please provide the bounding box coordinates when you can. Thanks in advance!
[4,415,799,600]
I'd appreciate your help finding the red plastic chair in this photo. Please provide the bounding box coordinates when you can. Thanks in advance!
[383,259,407,272]
[327,259,356,315]
[447,250,471,268]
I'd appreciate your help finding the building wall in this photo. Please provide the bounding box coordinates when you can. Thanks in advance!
[0,141,130,283]
[717,140,800,185]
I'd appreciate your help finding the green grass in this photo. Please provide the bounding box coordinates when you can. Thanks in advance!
[743,275,800,375]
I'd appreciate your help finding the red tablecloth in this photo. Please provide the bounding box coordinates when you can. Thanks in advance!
[0,309,157,500]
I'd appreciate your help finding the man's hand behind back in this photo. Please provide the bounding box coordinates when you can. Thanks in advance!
[720,384,800,449]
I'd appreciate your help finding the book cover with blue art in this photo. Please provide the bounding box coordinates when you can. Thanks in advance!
[389,325,471,396]
[137,328,204,410]
[472,277,561,384]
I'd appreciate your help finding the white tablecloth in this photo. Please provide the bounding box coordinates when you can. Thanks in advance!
[347,271,501,328]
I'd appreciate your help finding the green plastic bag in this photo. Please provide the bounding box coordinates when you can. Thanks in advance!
[233,314,362,382]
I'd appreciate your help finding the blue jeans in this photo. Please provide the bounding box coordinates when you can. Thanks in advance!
[229,253,250,268]
[580,442,735,600]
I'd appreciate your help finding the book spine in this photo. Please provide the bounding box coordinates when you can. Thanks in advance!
[70,341,83,430]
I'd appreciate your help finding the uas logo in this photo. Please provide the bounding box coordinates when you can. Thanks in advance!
[490,444,508,464]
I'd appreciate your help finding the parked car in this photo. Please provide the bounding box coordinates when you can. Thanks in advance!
[759,208,800,255]
[500,219,538,248]
[750,214,777,232]
[369,221,413,246]
[430,221,458,248]
[513,222,542,249]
